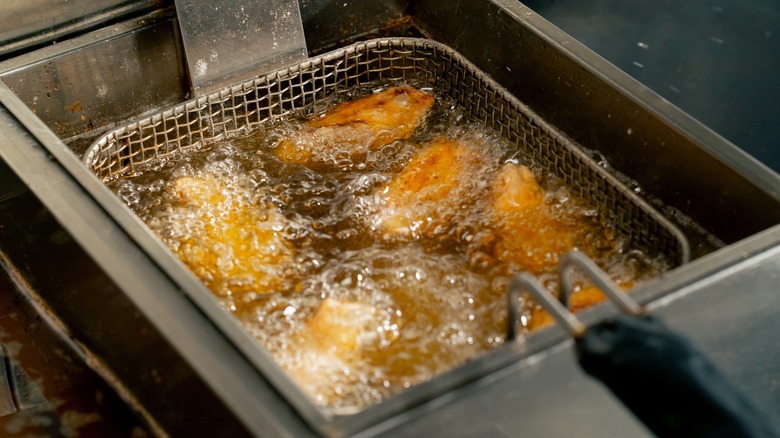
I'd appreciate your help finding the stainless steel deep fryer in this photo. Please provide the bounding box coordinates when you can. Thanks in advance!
[4,1,780,435]
[84,37,690,266]
[79,36,692,433]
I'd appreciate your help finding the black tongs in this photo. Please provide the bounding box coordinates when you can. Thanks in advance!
[508,251,779,437]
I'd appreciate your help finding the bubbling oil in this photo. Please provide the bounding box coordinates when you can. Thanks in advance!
[109,82,672,411]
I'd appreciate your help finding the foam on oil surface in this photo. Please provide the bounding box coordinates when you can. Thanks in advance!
[109,83,671,410]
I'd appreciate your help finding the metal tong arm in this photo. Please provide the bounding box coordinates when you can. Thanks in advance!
[559,251,641,315]
[506,250,636,340]
[506,273,585,340]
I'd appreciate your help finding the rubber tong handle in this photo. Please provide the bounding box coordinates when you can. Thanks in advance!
[577,313,779,437]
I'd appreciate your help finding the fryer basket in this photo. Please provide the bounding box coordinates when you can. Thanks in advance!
[82,38,692,429]
[84,37,690,266]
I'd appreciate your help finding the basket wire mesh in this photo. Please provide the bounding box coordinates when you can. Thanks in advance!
[84,37,690,266]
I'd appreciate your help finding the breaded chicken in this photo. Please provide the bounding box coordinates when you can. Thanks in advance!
[275,85,434,164]
[304,298,378,356]
[170,177,292,300]
[286,298,379,406]
[492,163,545,213]
[376,138,482,236]
[491,163,578,274]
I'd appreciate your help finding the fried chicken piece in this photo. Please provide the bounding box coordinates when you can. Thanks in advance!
[376,138,482,236]
[491,164,636,331]
[170,177,292,301]
[286,298,379,406]
[304,298,378,356]
[526,308,555,331]
[174,176,226,208]
[275,85,434,164]
[491,163,578,274]
[492,163,545,213]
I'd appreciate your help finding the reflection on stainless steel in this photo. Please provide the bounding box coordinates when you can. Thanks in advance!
[176,0,308,96]
[0,0,167,58]
[0,344,48,417]
[0,262,153,435]
[299,0,408,53]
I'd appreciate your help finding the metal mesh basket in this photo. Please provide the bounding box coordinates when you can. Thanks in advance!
[84,37,690,266]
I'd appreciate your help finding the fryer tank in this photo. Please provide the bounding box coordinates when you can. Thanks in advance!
[1,1,779,436]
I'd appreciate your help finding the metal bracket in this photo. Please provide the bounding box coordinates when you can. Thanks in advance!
[175,0,309,97]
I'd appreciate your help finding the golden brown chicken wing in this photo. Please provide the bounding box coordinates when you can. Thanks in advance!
[284,298,380,407]
[303,298,378,356]
[526,286,606,331]
[275,85,434,165]
[491,163,579,275]
[170,176,292,302]
[376,137,482,236]
[492,163,545,213]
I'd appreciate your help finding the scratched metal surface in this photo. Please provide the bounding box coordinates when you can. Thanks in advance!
[524,0,780,172]
[0,263,151,436]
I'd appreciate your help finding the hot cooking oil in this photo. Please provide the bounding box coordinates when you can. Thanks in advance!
[108,82,671,411]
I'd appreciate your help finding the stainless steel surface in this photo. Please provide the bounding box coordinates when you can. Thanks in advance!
[0,345,16,417]
[0,87,313,436]
[0,0,779,436]
[0,354,40,422]
[0,2,409,156]
[0,8,187,155]
[0,0,167,59]
[0,266,152,435]
[0,344,48,416]
[299,0,408,54]
[176,0,308,96]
